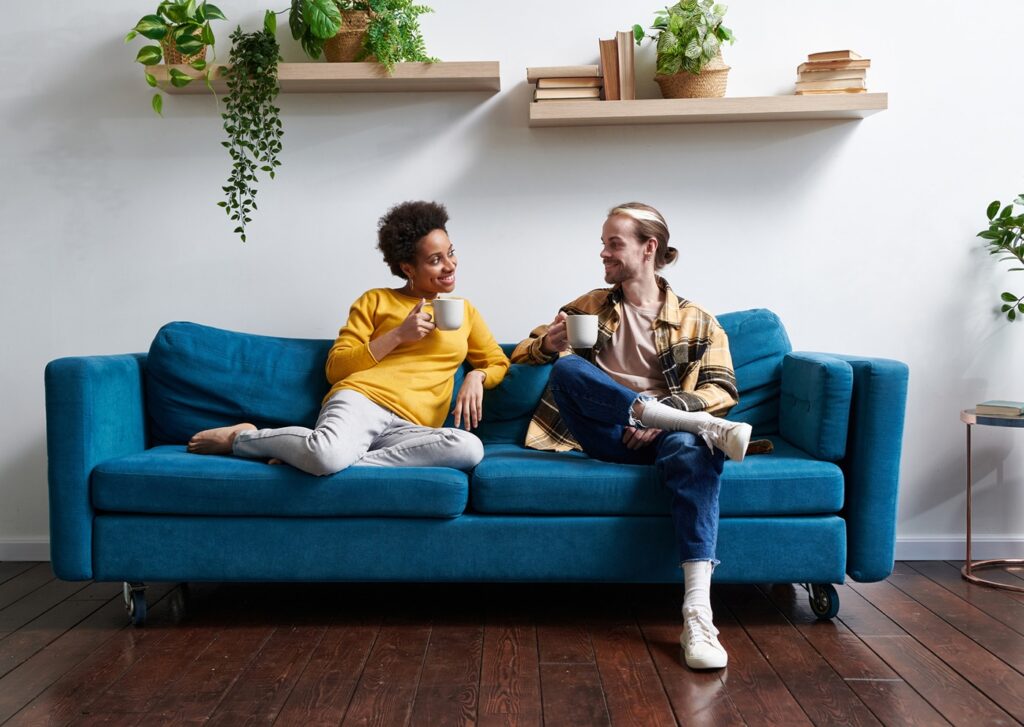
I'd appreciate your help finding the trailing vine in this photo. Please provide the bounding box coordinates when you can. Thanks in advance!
[218,18,283,242]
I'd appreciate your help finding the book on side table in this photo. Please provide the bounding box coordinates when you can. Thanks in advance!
[975,400,1024,416]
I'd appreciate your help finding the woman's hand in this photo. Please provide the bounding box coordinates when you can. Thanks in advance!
[540,311,569,355]
[395,299,436,343]
[452,370,486,430]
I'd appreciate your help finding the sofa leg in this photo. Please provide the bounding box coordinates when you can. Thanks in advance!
[123,582,147,626]
[806,583,840,620]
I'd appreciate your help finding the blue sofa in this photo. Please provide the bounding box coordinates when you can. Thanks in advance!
[45,309,908,624]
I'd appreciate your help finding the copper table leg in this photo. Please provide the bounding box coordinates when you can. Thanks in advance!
[960,421,1024,592]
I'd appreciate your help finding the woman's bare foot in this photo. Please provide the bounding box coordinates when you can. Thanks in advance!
[187,423,256,455]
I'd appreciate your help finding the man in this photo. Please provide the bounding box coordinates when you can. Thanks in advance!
[511,202,751,670]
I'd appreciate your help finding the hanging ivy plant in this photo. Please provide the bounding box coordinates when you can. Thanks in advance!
[218,13,283,242]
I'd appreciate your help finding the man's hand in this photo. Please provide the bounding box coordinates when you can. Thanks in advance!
[452,370,486,430]
[622,426,661,450]
[539,311,570,355]
[395,299,436,343]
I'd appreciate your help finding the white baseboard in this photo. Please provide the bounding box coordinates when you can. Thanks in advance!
[0,536,1018,565]
[895,536,1024,561]
[0,538,50,562]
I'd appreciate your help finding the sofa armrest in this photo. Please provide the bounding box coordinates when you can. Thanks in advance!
[779,352,854,461]
[830,355,910,583]
[45,354,148,580]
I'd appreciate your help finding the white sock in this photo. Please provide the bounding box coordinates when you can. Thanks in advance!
[682,560,714,616]
[638,400,712,433]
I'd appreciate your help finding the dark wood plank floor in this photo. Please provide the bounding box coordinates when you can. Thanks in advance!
[0,562,1022,726]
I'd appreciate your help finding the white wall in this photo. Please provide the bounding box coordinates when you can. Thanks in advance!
[3,1,1023,560]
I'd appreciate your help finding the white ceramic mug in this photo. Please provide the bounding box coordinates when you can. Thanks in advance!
[429,298,465,331]
[565,314,599,349]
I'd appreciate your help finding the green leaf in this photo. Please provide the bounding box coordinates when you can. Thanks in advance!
[1002,304,1013,312]
[1018,303,1024,314]
[203,3,227,21]
[633,24,645,45]
[987,200,1001,220]
[164,3,187,24]
[264,10,277,35]
[201,23,216,46]
[191,59,207,70]
[1001,292,1017,302]
[145,72,157,87]
[152,93,163,115]
[303,0,342,39]
[169,68,194,87]
[124,30,138,43]
[136,45,163,65]
[1010,308,1017,321]
[134,14,169,40]
[1001,204,1015,219]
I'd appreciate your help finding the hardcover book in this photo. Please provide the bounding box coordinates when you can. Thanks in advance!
[976,400,1024,416]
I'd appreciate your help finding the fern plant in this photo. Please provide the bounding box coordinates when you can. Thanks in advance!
[288,0,436,71]
[218,15,283,243]
[980,195,1024,321]
[634,0,735,77]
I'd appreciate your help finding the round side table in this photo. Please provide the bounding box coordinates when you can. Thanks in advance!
[961,408,1024,592]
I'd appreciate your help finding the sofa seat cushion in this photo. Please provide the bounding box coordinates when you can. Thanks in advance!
[92,446,468,518]
[471,439,843,517]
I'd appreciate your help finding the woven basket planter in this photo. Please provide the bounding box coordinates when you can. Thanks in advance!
[324,10,373,62]
[160,36,207,65]
[655,52,730,99]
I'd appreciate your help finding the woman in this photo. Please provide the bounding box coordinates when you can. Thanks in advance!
[187,200,509,475]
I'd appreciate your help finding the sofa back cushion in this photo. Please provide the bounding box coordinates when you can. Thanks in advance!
[718,309,792,435]
[146,322,331,445]
[146,310,792,446]
[443,345,554,444]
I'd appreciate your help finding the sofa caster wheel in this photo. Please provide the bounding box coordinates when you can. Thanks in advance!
[808,583,839,620]
[123,582,147,626]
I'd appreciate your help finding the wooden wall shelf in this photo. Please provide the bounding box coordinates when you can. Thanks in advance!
[152,61,500,94]
[528,93,888,127]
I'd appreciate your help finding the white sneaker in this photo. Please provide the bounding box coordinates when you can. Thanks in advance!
[697,418,752,462]
[680,607,728,670]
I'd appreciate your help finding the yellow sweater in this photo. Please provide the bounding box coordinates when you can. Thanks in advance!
[325,288,510,427]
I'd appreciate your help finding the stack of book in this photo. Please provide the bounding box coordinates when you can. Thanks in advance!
[526,65,603,103]
[526,29,636,103]
[795,50,870,95]
[976,400,1024,417]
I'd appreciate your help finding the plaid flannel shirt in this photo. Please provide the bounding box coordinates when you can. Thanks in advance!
[510,278,739,452]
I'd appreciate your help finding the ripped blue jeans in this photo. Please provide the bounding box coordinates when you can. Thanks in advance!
[547,355,724,564]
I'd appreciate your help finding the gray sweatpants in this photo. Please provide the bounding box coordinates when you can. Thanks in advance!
[232,389,484,476]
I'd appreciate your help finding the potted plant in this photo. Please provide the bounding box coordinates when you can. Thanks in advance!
[217,12,284,243]
[125,0,226,115]
[979,195,1024,321]
[633,0,735,99]
[287,0,436,71]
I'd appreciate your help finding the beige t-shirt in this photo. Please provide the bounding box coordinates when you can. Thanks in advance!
[594,301,669,397]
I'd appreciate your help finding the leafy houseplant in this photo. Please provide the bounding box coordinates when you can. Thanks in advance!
[980,195,1024,321]
[218,13,284,243]
[287,0,436,71]
[633,0,735,98]
[125,0,226,115]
